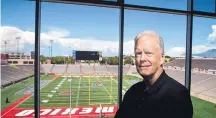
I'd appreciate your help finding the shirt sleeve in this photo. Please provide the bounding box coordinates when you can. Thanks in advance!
[114,87,132,118]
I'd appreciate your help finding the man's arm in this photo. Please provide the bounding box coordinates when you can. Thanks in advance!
[114,90,130,118]
[168,88,194,118]
[178,88,193,118]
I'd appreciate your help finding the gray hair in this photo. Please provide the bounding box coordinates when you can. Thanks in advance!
[134,30,164,55]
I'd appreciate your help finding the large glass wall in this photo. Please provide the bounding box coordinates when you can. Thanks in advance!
[125,0,187,10]
[1,0,216,118]
[1,0,35,117]
[191,17,216,118]
[194,0,215,13]
[123,10,187,97]
[40,2,119,117]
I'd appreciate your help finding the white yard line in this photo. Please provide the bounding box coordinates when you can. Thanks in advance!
[124,79,132,85]
[1,94,31,117]
[76,76,81,106]
[111,76,128,95]
[192,75,216,86]
[96,77,117,104]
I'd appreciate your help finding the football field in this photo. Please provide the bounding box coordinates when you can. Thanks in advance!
[18,75,140,107]
[1,75,141,117]
[1,74,216,118]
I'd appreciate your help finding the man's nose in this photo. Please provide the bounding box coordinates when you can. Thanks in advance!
[140,53,147,61]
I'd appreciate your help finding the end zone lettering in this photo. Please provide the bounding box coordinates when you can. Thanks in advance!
[13,106,117,117]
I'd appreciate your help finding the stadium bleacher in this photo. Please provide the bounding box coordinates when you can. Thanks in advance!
[1,65,33,87]
[41,64,53,73]
[2,59,215,102]
[163,58,216,103]
[165,58,216,71]
[67,64,81,74]
[51,64,66,74]
[16,65,45,73]
[95,65,109,74]
[80,63,94,73]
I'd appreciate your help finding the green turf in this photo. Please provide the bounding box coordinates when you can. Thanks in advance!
[1,77,34,110]
[18,76,120,108]
[1,75,53,110]
[1,74,216,118]
[192,96,216,118]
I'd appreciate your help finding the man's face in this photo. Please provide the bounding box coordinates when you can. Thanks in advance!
[135,35,164,76]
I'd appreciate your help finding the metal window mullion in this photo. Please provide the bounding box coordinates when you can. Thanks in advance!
[118,0,124,107]
[34,0,41,118]
[185,0,193,92]
[215,0,216,13]
[37,0,216,18]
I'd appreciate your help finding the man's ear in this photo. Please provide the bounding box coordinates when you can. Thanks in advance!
[160,54,165,65]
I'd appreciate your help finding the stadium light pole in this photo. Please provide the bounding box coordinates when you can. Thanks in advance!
[48,46,50,58]
[69,46,71,57]
[4,40,7,53]
[16,36,20,54]
[50,39,53,58]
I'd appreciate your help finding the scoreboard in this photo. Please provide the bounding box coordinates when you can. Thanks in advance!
[73,51,102,60]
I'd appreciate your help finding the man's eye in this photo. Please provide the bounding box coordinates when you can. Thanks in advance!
[135,52,142,55]
[145,52,153,56]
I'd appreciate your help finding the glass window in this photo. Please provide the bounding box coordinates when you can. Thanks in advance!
[125,0,187,11]
[1,0,35,117]
[124,10,187,89]
[191,17,216,118]
[194,0,215,13]
[39,2,119,117]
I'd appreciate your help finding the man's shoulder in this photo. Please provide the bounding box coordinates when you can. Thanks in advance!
[164,73,189,95]
[125,81,143,95]
[130,81,144,90]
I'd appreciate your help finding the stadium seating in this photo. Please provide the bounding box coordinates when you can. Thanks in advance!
[127,66,137,74]
[164,59,185,68]
[1,65,33,87]
[41,64,53,73]
[16,65,45,73]
[67,64,81,74]
[51,64,67,74]
[81,63,94,73]
[164,68,216,101]
[165,58,216,70]
[95,65,109,74]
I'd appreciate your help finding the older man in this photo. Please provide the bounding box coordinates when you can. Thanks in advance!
[115,31,193,118]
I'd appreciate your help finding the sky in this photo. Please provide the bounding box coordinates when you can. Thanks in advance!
[1,0,216,57]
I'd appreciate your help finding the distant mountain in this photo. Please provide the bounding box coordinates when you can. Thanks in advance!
[192,49,216,58]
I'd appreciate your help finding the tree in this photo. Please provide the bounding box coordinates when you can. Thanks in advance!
[68,57,75,64]
[124,56,133,64]
[51,57,57,64]
[100,57,107,64]
[40,55,46,64]
[169,58,175,62]
[112,56,119,65]
[165,56,171,58]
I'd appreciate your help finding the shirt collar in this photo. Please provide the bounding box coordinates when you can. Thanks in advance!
[143,70,167,94]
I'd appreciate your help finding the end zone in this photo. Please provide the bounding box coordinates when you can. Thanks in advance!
[2,105,117,118]
[1,94,31,117]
